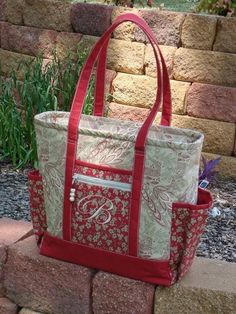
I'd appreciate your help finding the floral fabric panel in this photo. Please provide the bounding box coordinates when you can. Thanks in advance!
[71,164,132,254]
[28,170,47,243]
[169,201,209,282]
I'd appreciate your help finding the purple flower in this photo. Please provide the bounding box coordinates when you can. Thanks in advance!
[199,155,221,183]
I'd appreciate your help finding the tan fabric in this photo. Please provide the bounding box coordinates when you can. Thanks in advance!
[35,111,203,259]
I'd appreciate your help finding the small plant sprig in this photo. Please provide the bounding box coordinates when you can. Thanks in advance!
[197,0,236,16]
[199,155,221,185]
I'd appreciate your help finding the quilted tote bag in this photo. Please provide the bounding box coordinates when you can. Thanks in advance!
[28,13,212,286]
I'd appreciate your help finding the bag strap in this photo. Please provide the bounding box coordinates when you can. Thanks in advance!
[93,34,171,127]
[63,14,172,257]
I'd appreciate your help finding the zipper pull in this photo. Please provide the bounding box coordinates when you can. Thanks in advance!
[69,188,76,202]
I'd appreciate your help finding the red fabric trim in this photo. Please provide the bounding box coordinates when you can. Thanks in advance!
[128,151,144,256]
[93,38,109,116]
[172,188,212,210]
[40,232,172,286]
[75,160,132,175]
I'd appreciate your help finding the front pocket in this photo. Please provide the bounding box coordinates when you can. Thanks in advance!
[71,164,132,254]
[169,188,212,281]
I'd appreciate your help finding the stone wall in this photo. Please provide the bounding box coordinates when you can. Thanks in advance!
[0,0,236,177]
[0,218,236,314]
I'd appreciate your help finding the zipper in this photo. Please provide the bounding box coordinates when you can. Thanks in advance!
[72,173,132,192]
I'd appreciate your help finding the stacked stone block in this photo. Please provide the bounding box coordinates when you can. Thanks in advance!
[0,0,235,177]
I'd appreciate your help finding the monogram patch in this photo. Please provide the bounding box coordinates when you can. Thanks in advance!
[76,195,114,225]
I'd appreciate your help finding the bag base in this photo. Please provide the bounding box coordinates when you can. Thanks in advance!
[40,232,173,286]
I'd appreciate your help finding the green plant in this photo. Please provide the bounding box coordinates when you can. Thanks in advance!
[197,0,236,16]
[0,50,94,169]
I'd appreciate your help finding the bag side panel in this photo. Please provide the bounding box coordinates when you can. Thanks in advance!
[139,133,203,259]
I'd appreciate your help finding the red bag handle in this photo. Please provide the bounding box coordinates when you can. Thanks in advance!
[93,35,171,127]
[63,14,172,256]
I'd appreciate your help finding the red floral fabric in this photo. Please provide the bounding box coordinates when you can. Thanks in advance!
[71,164,132,254]
[169,201,209,282]
[75,162,132,183]
[28,170,47,243]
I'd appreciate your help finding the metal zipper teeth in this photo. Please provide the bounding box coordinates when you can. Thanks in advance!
[73,173,132,192]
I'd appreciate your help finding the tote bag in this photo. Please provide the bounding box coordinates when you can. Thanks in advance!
[28,13,212,286]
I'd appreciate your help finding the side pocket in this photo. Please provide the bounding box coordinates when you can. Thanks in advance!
[28,170,47,244]
[170,188,212,281]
